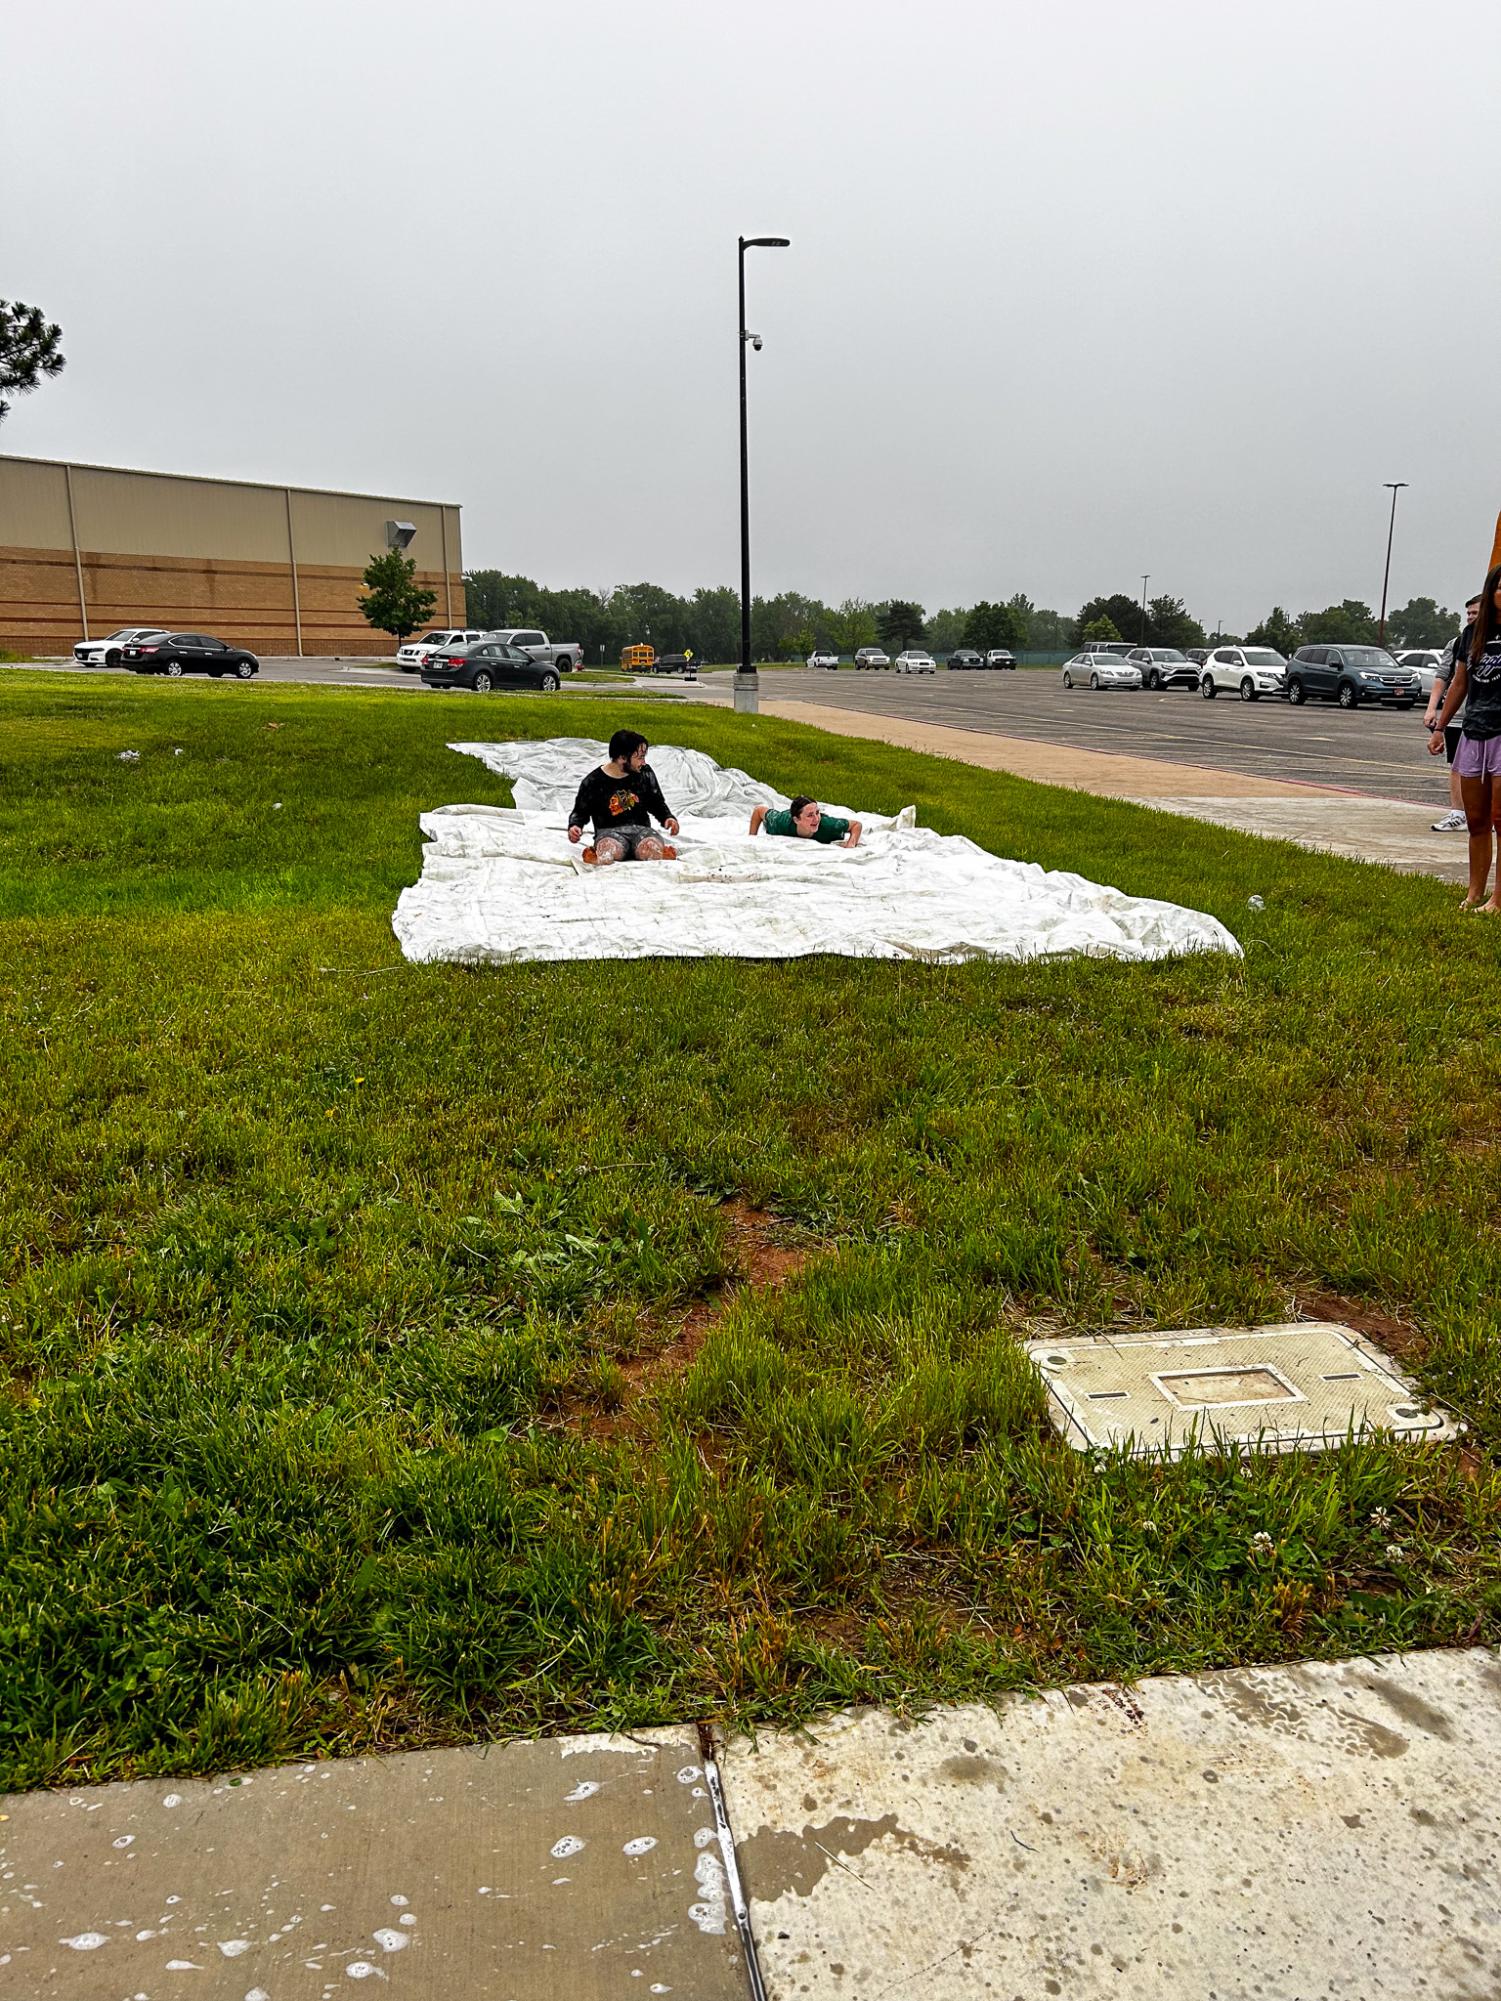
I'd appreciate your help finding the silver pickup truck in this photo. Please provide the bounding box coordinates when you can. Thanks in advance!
[487,627,583,673]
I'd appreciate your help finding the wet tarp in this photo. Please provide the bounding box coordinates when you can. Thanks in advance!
[391,739,1240,967]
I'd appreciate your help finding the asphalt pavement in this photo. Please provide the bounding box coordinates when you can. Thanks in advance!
[751,667,1449,807]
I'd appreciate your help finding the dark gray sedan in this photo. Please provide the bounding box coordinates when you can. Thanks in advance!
[420,640,562,693]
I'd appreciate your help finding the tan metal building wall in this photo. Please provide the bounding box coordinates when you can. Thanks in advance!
[0,455,465,656]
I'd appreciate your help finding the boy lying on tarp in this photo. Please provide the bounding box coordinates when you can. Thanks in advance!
[749,796,863,848]
[567,730,680,864]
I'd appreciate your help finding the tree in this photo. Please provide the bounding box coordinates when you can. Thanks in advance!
[610,582,692,654]
[0,300,65,424]
[1245,606,1300,656]
[686,586,741,665]
[752,590,827,661]
[1386,597,1458,649]
[1146,595,1206,650]
[1005,593,1036,647]
[877,600,926,652]
[829,597,878,658]
[965,599,1031,651]
[1078,593,1149,645]
[359,549,437,645]
[1027,606,1071,653]
[925,606,967,654]
[462,570,540,629]
[1082,614,1122,643]
[1297,600,1378,646]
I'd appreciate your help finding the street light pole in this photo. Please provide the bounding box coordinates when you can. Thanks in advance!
[1140,575,1150,646]
[1378,482,1408,648]
[737,234,790,715]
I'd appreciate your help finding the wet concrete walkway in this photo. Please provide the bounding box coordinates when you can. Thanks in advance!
[0,1727,749,2000]
[5,1649,1500,1999]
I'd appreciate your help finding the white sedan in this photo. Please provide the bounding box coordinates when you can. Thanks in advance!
[894,650,936,674]
[1060,653,1142,690]
[1198,645,1287,701]
[74,626,167,667]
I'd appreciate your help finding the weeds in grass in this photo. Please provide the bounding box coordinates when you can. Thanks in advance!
[0,673,1498,1787]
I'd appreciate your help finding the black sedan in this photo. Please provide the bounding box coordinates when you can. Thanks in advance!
[420,640,561,693]
[122,632,259,678]
[947,648,984,670]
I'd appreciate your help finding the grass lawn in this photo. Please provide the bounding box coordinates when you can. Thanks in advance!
[1,671,1497,1792]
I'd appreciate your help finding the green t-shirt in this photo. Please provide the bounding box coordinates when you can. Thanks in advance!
[762,807,850,844]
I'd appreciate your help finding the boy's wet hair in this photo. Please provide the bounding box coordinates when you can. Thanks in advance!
[609,730,649,761]
[789,795,817,818]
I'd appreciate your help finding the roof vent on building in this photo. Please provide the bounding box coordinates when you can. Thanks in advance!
[385,520,417,551]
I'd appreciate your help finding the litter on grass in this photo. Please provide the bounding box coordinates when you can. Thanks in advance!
[1027,1322,1460,1460]
[392,738,1242,968]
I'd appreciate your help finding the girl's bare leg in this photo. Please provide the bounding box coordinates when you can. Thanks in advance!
[1460,775,1495,907]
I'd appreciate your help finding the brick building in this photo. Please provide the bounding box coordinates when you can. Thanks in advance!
[0,454,465,657]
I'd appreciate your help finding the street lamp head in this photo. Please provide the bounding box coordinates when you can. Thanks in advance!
[1384,481,1409,491]
[741,236,791,249]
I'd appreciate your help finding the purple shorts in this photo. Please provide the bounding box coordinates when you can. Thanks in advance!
[1453,733,1501,781]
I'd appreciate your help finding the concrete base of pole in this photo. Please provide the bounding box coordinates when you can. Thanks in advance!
[732,674,761,714]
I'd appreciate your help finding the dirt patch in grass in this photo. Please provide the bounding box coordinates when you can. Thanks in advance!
[569,1201,812,1440]
[1298,1290,1430,1369]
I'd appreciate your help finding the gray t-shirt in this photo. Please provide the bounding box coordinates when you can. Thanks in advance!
[1434,628,1470,720]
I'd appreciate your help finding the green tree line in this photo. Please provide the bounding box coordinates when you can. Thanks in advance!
[461,569,1464,664]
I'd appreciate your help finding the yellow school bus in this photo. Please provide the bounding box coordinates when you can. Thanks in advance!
[620,643,655,671]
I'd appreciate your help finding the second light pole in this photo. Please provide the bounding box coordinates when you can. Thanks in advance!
[736,233,790,715]
[1378,481,1408,649]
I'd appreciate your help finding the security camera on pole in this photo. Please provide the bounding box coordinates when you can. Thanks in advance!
[736,234,790,716]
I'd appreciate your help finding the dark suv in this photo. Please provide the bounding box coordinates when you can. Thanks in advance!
[1284,645,1420,710]
[947,649,983,670]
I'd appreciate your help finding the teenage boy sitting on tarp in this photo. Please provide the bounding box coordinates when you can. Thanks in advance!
[749,796,862,848]
[567,730,680,864]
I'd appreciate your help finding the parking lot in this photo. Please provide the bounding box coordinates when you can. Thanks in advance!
[755,668,1450,807]
[12,656,1453,812]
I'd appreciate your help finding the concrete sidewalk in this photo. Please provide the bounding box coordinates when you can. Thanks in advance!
[6,1648,1499,1999]
[754,700,1471,885]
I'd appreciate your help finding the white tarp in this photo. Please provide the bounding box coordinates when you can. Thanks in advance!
[391,738,1241,967]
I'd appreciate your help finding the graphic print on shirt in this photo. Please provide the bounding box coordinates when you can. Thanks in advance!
[610,788,640,818]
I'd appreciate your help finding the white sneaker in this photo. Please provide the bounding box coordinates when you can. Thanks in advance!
[1432,809,1467,832]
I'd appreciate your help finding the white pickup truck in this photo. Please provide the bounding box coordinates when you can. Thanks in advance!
[487,627,583,673]
[396,628,488,672]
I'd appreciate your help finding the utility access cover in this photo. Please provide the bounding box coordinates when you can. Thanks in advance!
[1026,1321,1459,1459]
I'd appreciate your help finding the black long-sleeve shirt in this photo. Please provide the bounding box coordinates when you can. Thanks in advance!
[568,762,674,832]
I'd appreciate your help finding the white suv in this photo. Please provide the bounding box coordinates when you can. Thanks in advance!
[397,628,488,672]
[1198,645,1287,701]
[894,650,936,674]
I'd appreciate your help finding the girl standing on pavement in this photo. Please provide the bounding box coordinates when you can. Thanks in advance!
[1430,562,1501,910]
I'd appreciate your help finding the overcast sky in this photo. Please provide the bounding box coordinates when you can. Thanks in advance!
[8,0,1496,627]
